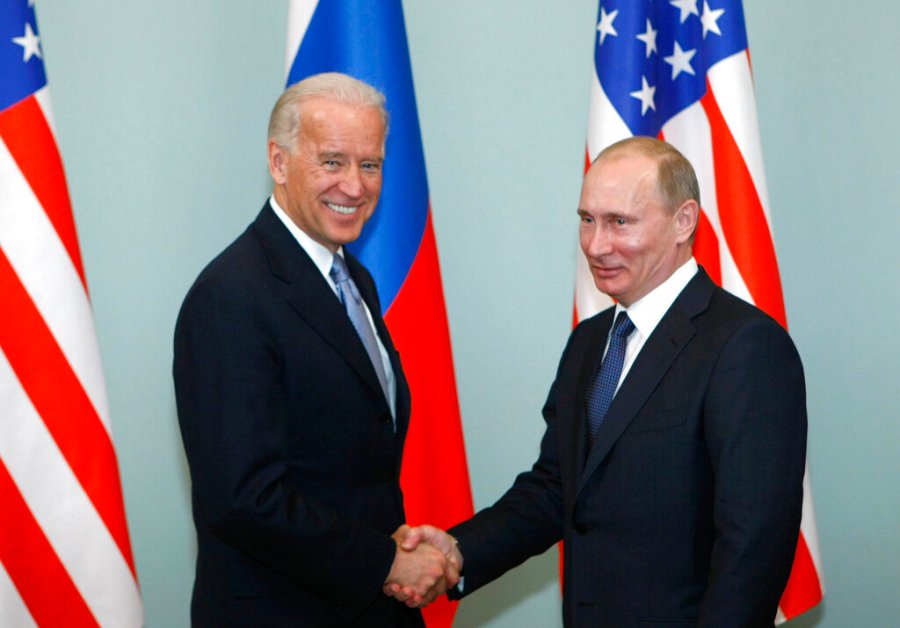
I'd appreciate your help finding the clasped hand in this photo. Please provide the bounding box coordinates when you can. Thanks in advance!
[383,524,464,608]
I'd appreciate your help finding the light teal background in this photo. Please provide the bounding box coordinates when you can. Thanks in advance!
[32,1,898,626]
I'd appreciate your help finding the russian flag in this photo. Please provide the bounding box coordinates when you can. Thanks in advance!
[284,2,474,625]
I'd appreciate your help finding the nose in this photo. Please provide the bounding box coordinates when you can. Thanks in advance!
[583,224,613,259]
[339,165,364,198]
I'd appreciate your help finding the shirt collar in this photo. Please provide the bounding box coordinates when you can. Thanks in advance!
[616,257,698,339]
[269,195,343,279]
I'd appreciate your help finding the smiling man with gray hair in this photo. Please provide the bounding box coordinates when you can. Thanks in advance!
[174,72,456,627]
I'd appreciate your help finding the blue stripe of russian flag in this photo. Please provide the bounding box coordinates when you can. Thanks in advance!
[286,0,429,313]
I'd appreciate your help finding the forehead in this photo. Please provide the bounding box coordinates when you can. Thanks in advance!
[299,98,385,147]
[581,152,660,207]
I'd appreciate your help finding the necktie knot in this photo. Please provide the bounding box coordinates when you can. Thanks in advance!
[330,253,361,304]
[612,311,635,339]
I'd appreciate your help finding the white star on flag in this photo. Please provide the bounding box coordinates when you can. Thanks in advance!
[670,0,700,24]
[636,19,658,58]
[629,76,656,115]
[701,1,726,38]
[12,22,42,62]
[664,41,697,79]
[597,7,619,45]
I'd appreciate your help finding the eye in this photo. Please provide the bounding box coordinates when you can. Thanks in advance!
[361,161,381,173]
[579,213,594,224]
[323,159,340,168]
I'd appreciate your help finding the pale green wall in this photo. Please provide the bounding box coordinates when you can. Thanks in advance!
[33,1,899,626]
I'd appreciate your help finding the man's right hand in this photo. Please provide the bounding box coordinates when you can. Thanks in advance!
[383,525,463,607]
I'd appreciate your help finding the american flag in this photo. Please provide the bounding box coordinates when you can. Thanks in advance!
[575,0,824,622]
[285,2,474,626]
[0,1,143,625]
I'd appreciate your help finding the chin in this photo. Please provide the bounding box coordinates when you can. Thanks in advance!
[329,226,364,244]
[593,279,618,295]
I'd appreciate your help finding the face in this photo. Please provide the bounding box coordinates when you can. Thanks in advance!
[578,152,696,307]
[268,97,385,252]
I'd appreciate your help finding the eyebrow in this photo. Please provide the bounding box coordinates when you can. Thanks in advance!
[318,151,384,163]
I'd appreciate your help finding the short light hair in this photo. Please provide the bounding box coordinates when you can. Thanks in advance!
[267,72,389,151]
[596,136,701,211]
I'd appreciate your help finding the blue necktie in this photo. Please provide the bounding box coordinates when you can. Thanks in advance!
[329,254,390,404]
[585,311,635,442]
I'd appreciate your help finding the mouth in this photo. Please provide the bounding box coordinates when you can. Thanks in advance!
[327,202,358,216]
[591,265,621,277]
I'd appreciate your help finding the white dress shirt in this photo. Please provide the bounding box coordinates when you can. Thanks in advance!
[607,258,699,393]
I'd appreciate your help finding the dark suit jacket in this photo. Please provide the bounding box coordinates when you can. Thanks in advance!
[450,268,807,627]
[174,203,423,627]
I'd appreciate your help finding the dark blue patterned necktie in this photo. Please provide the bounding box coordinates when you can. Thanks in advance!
[585,311,635,442]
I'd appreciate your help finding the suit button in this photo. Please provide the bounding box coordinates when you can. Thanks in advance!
[379,413,391,424]
[574,523,587,535]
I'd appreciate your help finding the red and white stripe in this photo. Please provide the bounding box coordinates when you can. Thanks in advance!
[577,49,824,623]
[0,87,143,626]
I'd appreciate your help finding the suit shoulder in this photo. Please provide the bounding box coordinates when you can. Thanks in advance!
[705,286,784,329]
[701,286,800,354]
[176,224,273,325]
[189,225,268,291]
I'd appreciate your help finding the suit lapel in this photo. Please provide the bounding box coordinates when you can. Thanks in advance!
[251,204,389,408]
[576,269,716,496]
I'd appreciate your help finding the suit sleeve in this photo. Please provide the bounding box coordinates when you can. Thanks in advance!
[699,318,807,625]
[173,274,396,621]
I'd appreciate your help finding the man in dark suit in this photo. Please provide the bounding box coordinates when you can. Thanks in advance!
[174,73,455,627]
[391,136,807,626]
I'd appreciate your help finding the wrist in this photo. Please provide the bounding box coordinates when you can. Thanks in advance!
[449,535,464,575]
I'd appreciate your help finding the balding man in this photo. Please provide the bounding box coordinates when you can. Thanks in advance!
[395,136,806,627]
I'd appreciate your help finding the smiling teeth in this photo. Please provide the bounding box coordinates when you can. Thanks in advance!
[327,203,356,215]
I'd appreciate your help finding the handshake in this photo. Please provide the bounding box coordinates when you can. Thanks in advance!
[383,524,464,608]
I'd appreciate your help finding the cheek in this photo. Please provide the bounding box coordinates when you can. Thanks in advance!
[292,173,318,197]
[358,206,376,225]
[364,178,382,199]
[618,233,649,258]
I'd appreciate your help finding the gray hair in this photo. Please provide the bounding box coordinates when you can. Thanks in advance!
[267,72,389,150]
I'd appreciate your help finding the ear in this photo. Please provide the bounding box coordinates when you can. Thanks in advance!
[267,139,287,185]
[674,199,699,244]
